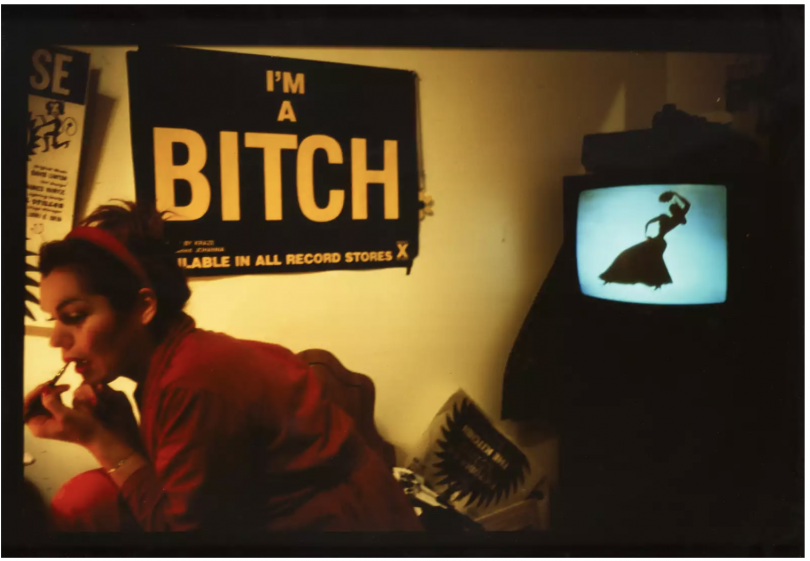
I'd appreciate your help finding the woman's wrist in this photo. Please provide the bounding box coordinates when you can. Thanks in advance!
[83,426,133,468]
[84,426,148,486]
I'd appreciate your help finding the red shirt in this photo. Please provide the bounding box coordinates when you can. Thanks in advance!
[120,315,421,531]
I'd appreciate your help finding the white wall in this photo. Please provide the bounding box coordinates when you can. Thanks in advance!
[24,46,736,502]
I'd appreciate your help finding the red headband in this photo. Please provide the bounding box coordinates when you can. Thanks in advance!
[66,227,151,287]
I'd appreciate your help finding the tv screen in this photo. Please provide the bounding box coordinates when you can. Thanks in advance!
[576,184,727,305]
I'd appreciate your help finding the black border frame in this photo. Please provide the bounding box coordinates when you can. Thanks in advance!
[2,5,803,557]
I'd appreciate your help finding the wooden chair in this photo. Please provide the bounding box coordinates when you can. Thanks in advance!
[296,349,396,469]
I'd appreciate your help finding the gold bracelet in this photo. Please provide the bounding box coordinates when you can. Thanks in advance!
[107,451,135,474]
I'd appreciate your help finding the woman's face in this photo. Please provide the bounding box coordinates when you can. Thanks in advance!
[40,267,145,386]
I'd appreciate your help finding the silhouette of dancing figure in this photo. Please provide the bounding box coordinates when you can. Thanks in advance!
[599,191,691,289]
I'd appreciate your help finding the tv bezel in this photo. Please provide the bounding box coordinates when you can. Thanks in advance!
[562,171,749,314]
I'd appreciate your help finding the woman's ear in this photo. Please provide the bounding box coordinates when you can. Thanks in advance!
[137,288,158,326]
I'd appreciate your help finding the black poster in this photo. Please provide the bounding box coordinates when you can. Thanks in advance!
[127,46,420,276]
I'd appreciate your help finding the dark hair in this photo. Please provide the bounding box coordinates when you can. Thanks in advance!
[39,200,190,339]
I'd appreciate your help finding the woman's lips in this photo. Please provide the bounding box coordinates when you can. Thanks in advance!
[73,359,89,374]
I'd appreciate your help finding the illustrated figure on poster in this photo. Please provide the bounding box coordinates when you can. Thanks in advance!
[28,102,77,159]
[41,101,76,152]
[599,191,691,289]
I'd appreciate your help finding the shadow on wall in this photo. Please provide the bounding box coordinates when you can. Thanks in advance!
[75,69,117,223]
[509,53,667,285]
[481,54,651,411]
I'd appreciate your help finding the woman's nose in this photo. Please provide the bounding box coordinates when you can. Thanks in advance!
[49,324,71,350]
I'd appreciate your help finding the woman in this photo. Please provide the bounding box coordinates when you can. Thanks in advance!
[24,201,422,532]
[599,191,691,290]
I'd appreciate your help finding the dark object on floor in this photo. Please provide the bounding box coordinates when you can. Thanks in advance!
[416,501,484,533]
[20,478,50,533]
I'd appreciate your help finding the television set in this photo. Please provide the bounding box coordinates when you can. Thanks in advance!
[502,170,753,425]
[562,173,748,310]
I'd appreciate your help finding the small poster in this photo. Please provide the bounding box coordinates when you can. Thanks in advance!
[25,46,90,324]
[413,390,544,520]
[127,46,420,277]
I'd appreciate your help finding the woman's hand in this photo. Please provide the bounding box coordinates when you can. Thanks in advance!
[90,384,142,452]
[24,383,103,445]
[26,383,147,484]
